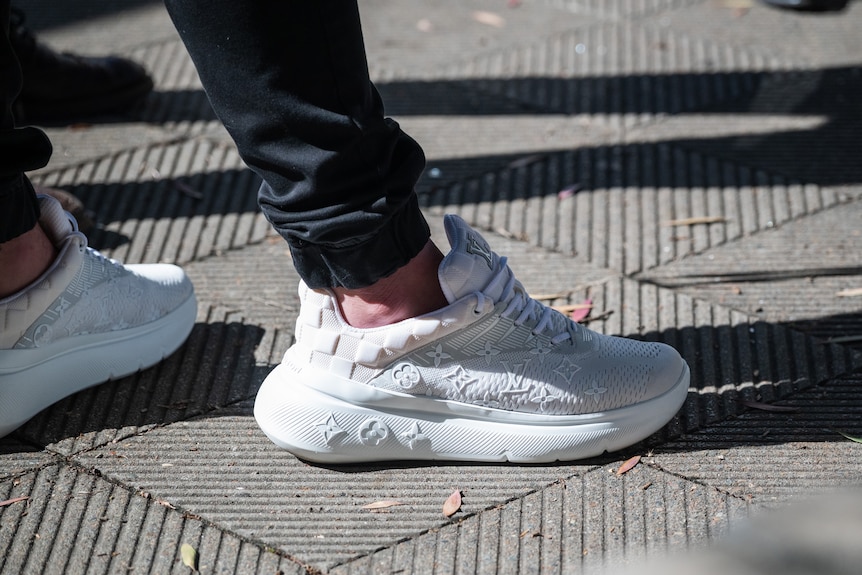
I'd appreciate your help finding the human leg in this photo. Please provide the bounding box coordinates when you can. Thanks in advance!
[163,1,434,292]
[164,0,690,462]
[0,0,197,438]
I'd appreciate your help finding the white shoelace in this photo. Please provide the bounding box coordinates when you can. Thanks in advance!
[475,256,575,345]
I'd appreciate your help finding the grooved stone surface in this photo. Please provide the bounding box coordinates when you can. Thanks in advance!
[3,0,862,573]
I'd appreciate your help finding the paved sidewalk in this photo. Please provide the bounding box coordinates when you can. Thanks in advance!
[3,0,862,573]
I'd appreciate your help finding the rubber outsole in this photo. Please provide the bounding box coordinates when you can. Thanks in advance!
[254,361,691,464]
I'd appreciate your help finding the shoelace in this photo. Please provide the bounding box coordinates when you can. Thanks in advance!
[476,256,575,345]
[63,211,122,270]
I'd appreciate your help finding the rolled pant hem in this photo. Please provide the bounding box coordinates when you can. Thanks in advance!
[287,196,430,290]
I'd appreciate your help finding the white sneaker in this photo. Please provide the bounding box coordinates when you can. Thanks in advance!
[255,215,689,463]
[0,195,197,438]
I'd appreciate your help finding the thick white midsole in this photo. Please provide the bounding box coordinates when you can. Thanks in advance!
[0,295,197,437]
[254,361,690,463]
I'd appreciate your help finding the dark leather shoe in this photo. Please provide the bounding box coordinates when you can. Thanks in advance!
[10,8,154,124]
[760,0,849,10]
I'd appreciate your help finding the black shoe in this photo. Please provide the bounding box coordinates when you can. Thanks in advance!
[10,8,154,124]
[760,0,849,10]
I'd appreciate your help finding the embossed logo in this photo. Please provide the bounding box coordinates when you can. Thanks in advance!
[466,234,493,268]
[400,422,427,450]
[358,419,390,446]
[392,362,421,390]
[315,413,346,444]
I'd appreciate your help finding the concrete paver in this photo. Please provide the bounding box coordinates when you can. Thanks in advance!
[2,0,861,573]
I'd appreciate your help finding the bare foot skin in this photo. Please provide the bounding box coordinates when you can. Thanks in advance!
[0,224,57,298]
[333,240,449,328]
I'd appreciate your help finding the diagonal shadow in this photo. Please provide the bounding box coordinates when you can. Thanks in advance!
[2,307,860,468]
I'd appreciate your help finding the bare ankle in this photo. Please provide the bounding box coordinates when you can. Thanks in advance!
[333,241,449,328]
[0,224,58,298]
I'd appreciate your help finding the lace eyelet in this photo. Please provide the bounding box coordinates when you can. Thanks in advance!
[472,307,482,315]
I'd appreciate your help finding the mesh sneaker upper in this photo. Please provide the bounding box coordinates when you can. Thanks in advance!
[284,214,685,417]
[0,195,193,350]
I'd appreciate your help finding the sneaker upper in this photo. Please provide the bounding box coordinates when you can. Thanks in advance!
[0,196,193,350]
[285,214,687,417]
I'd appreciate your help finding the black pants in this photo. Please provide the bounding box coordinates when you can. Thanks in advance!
[0,0,51,244]
[164,0,431,289]
[2,1,429,290]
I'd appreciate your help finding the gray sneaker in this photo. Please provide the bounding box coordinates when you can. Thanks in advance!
[255,215,689,463]
[0,195,196,438]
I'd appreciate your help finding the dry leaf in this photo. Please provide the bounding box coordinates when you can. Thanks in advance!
[836,288,862,297]
[0,495,29,508]
[362,500,404,510]
[531,291,573,301]
[181,543,198,571]
[173,181,203,199]
[825,335,862,344]
[742,400,800,413]
[570,299,592,323]
[616,455,641,476]
[833,429,862,444]
[472,11,506,27]
[557,184,581,199]
[551,303,592,313]
[662,216,727,227]
[443,490,462,517]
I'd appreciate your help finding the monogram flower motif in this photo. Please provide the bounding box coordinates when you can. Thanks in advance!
[475,341,502,364]
[445,365,476,395]
[315,413,346,445]
[530,386,561,412]
[584,383,608,403]
[425,343,452,367]
[553,357,582,384]
[392,362,421,390]
[358,419,390,446]
[529,338,552,362]
[401,422,427,449]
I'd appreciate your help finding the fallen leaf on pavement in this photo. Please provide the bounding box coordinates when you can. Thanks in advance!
[833,429,862,444]
[181,543,198,571]
[570,299,592,323]
[616,455,641,476]
[362,500,404,510]
[0,496,29,508]
[662,216,727,227]
[742,400,800,413]
[551,302,592,313]
[443,490,462,517]
[557,184,581,199]
[472,11,506,28]
[531,291,573,301]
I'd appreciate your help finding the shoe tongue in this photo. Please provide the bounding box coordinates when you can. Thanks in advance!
[37,194,75,246]
[438,214,503,303]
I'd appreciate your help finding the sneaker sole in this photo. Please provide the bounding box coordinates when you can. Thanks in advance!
[254,361,691,464]
[0,295,197,437]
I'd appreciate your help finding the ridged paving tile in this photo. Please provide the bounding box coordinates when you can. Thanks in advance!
[639,197,862,350]
[650,370,862,504]
[448,19,798,127]
[329,463,751,575]
[0,441,56,481]
[542,0,703,19]
[421,142,847,277]
[72,404,600,572]
[0,465,303,575]
[32,138,269,266]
